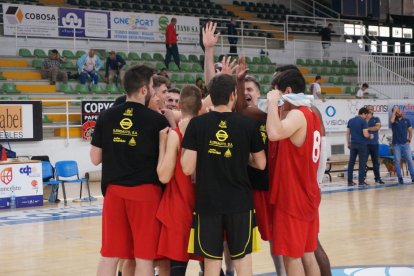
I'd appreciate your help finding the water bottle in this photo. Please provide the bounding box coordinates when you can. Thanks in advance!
[10,191,16,209]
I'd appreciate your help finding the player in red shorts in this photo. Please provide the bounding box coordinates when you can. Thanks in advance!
[156,85,202,276]
[266,68,322,275]
[90,65,169,276]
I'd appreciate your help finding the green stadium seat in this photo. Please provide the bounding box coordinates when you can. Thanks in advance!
[42,115,52,124]
[33,49,47,58]
[0,96,13,100]
[261,56,272,64]
[345,86,354,94]
[75,84,89,94]
[338,67,347,75]
[118,85,126,94]
[62,50,75,59]
[63,61,76,70]
[192,63,203,73]
[245,57,253,64]
[214,55,220,63]
[170,74,183,83]
[311,67,320,75]
[305,59,313,66]
[196,74,204,81]
[252,57,261,64]
[75,50,86,58]
[91,84,105,94]
[189,54,199,63]
[183,74,195,84]
[329,68,337,75]
[320,67,328,75]
[331,60,339,67]
[248,65,258,74]
[260,86,268,95]
[151,53,162,61]
[261,75,271,84]
[169,63,180,72]
[19,48,33,58]
[328,76,336,83]
[267,66,275,74]
[0,75,6,81]
[322,60,331,67]
[128,52,140,61]
[17,96,31,100]
[32,60,43,69]
[179,54,188,62]
[257,65,267,74]
[181,63,191,72]
[2,83,20,94]
[314,60,322,66]
[105,84,118,94]
[117,52,128,61]
[59,84,75,94]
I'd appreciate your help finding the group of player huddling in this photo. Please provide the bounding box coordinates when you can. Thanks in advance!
[90,22,331,276]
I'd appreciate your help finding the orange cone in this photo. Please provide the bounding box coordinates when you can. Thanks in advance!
[1,148,7,161]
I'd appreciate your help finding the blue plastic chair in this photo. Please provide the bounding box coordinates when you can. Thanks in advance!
[55,160,90,205]
[41,161,62,203]
[378,144,394,160]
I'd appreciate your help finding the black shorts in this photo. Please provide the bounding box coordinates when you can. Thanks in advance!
[187,210,260,260]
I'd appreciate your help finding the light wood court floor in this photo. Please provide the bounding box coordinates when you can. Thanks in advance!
[0,184,413,275]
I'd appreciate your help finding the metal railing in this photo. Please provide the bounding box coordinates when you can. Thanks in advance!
[288,0,340,19]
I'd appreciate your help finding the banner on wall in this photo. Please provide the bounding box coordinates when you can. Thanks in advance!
[58,8,110,38]
[110,12,200,42]
[0,101,43,141]
[387,102,414,129]
[81,101,114,140]
[2,3,58,37]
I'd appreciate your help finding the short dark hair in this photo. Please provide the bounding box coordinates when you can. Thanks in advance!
[245,75,260,90]
[208,74,236,106]
[168,88,180,94]
[123,65,155,96]
[171,17,177,22]
[180,85,202,116]
[153,75,170,89]
[315,75,321,81]
[362,83,369,88]
[358,107,369,115]
[50,49,59,55]
[272,69,306,93]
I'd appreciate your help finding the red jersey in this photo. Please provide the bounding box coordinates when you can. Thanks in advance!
[156,128,195,233]
[269,106,321,221]
[165,23,177,44]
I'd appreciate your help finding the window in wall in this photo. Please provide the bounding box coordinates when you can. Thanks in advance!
[392,27,402,38]
[368,25,378,36]
[405,43,411,54]
[394,42,401,53]
[381,41,388,53]
[379,26,390,37]
[403,28,413,38]
[344,24,354,35]
[371,41,377,52]
[355,24,365,36]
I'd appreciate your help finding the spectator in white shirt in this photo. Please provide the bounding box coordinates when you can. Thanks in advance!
[310,75,324,101]
[356,83,369,99]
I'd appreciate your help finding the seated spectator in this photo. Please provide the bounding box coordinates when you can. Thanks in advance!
[158,67,169,79]
[195,77,208,98]
[77,49,102,85]
[165,88,180,110]
[104,50,126,86]
[41,49,68,85]
[356,83,369,99]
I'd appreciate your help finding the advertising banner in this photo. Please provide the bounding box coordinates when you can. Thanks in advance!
[387,102,414,129]
[81,101,114,140]
[59,7,110,38]
[0,101,43,141]
[110,12,199,42]
[2,3,58,37]
[0,162,43,209]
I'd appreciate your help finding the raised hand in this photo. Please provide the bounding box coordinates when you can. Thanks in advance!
[221,56,238,75]
[203,22,220,49]
[236,55,248,81]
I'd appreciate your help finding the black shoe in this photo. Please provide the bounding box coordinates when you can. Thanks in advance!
[411,179,414,184]
[348,182,356,186]
[398,178,404,184]
[375,179,385,184]
[55,198,61,203]
[358,182,368,186]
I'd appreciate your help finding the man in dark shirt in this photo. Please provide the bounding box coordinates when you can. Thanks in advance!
[346,107,372,186]
[90,65,169,276]
[181,74,266,276]
[390,105,414,184]
[227,17,238,55]
[366,105,384,184]
[105,51,126,86]
[318,23,334,58]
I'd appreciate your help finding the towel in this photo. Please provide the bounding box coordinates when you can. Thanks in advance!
[258,93,313,113]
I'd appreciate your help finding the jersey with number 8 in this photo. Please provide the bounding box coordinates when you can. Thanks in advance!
[269,106,322,221]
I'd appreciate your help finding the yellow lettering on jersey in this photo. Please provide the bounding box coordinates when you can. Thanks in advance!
[208,149,221,155]
[259,124,267,143]
[128,137,136,146]
[123,108,133,116]
[224,149,232,158]
[219,120,227,129]
[215,130,228,142]
[209,140,233,148]
[113,137,126,143]
[113,129,138,137]
[120,118,133,130]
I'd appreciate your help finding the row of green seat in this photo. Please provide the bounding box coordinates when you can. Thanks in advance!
[1,83,20,94]
[59,83,125,94]
[297,58,357,68]
[311,67,357,76]
[20,48,273,65]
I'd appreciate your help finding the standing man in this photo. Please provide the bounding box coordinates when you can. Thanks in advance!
[356,83,369,99]
[90,65,169,276]
[181,74,266,276]
[41,49,68,85]
[366,105,384,184]
[105,50,126,86]
[346,107,372,186]
[310,75,324,101]
[390,105,414,184]
[77,49,102,85]
[318,23,334,58]
[165,18,180,70]
[227,17,238,56]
